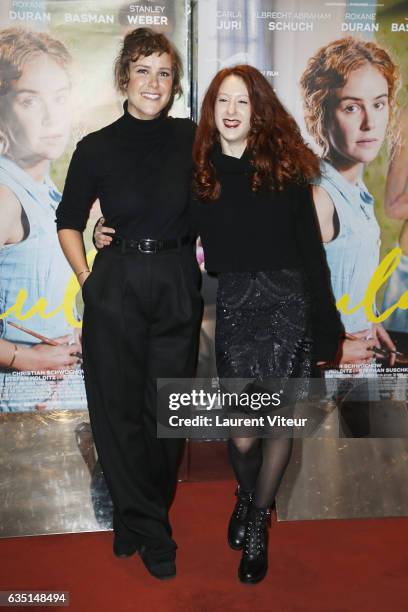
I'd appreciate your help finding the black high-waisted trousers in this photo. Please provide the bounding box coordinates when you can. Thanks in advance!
[81,242,202,554]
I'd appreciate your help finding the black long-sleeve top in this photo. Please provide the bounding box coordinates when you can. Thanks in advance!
[56,102,195,239]
[193,146,344,361]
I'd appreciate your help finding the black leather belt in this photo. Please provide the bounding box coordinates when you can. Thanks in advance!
[111,235,191,253]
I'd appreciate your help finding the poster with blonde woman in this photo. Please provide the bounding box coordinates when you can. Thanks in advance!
[300,37,399,374]
[0,28,86,412]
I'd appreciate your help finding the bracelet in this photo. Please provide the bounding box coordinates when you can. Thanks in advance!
[8,344,18,369]
[77,269,90,279]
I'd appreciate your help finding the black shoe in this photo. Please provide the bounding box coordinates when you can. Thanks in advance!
[139,545,176,580]
[238,506,270,584]
[228,486,253,550]
[113,535,138,558]
[112,511,138,558]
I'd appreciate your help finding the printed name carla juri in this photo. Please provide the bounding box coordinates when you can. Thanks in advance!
[168,415,308,427]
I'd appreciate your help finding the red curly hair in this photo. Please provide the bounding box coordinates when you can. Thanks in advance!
[193,65,320,200]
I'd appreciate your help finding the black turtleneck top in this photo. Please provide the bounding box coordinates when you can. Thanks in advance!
[194,147,344,360]
[56,103,195,239]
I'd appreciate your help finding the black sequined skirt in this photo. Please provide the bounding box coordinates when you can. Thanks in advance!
[215,269,313,412]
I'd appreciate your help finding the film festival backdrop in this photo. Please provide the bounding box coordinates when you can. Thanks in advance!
[0,0,408,537]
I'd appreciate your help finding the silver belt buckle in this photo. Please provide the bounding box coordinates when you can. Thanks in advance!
[138,238,157,253]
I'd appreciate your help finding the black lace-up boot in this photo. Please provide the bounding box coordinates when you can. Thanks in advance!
[238,505,270,584]
[228,486,253,550]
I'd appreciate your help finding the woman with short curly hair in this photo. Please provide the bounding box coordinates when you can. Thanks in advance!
[56,28,202,580]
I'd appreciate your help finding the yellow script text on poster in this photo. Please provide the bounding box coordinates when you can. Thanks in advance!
[0,247,407,328]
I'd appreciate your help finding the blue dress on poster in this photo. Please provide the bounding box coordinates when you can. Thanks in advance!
[312,160,380,334]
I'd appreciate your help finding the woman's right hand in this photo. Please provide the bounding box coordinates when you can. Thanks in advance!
[338,330,376,366]
[14,336,81,371]
[93,216,115,249]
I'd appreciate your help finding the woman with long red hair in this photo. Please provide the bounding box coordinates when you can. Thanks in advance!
[193,65,343,584]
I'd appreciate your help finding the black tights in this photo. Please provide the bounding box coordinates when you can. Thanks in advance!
[228,436,293,510]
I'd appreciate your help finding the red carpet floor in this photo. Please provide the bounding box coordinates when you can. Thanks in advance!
[1,480,408,612]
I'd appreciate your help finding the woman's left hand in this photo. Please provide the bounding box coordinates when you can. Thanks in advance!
[94,216,115,249]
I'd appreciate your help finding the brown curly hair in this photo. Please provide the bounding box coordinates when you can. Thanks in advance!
[114,27,183,117]
[193,65,320,200]
[300,37,399,158]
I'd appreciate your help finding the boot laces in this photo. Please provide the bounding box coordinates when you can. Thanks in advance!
[243,509,269,557]
[234,490,252,521]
